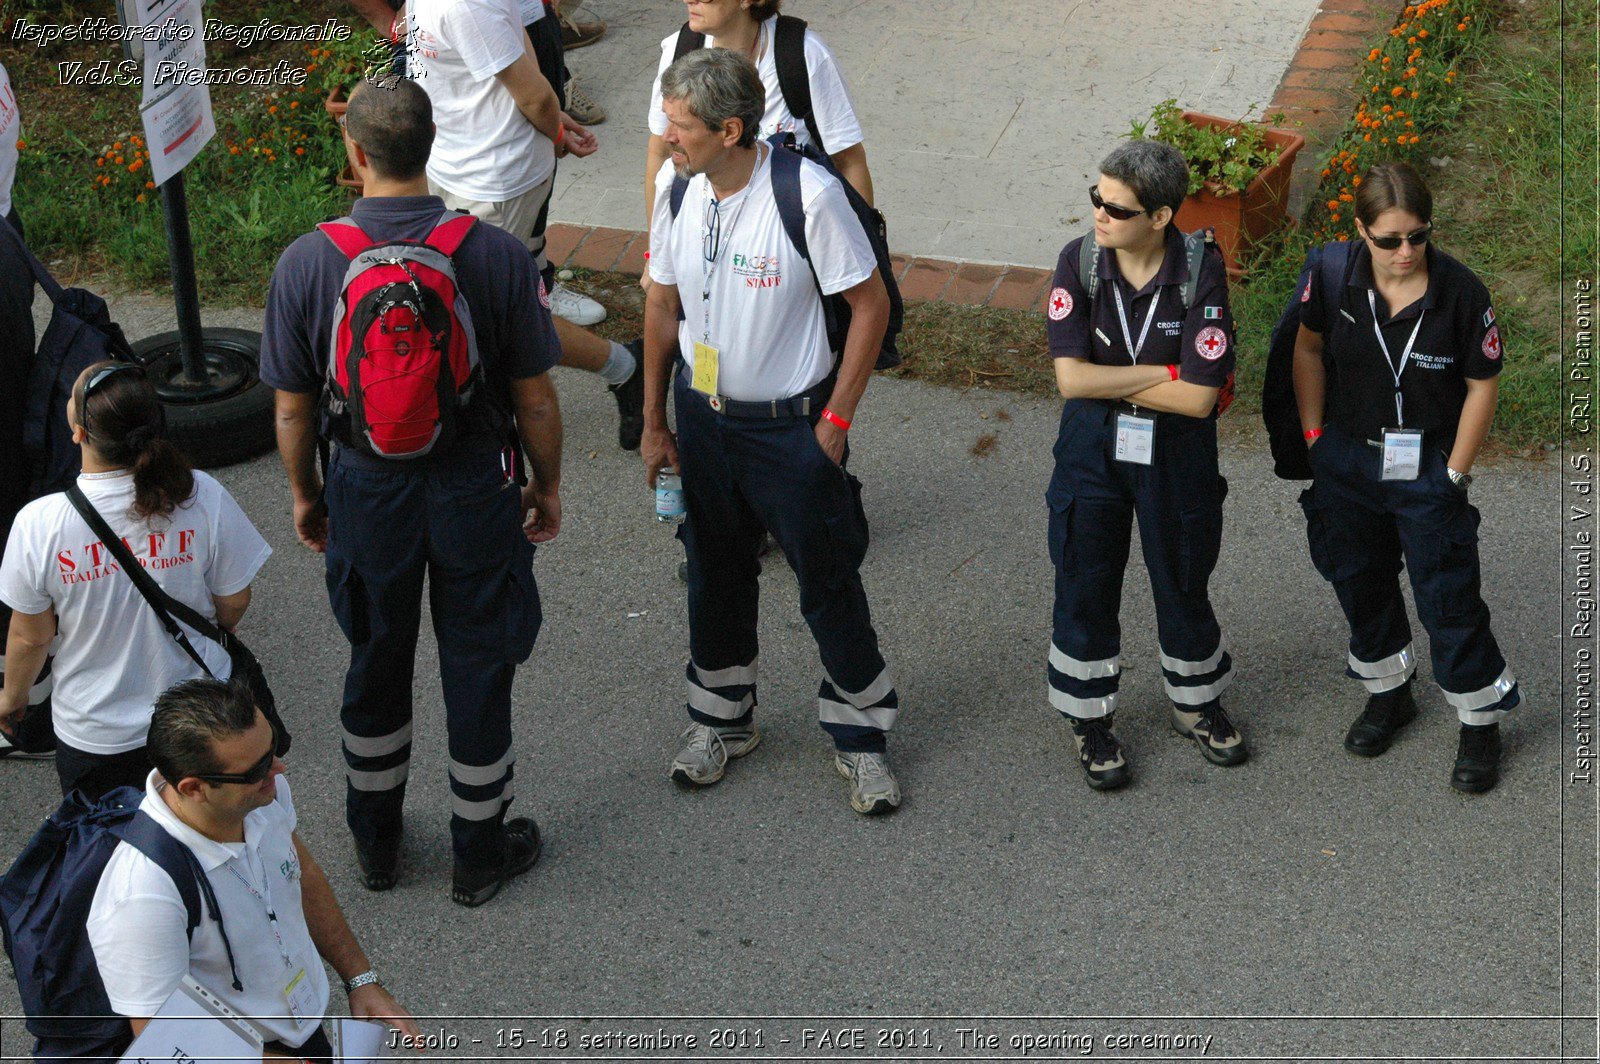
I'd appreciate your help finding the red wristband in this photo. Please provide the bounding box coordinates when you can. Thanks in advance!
[1167,363,1180,382]
[1304,427,1323,442]
[820,408,851,432]
[553,124,566,149]
[643,251,650,261]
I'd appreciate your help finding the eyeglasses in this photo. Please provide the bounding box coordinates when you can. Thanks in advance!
[193,748,276,787]
[702,197,723,263]
[1089,185,1147,221]
[83,362,142,401]
[1366,225,1432,250]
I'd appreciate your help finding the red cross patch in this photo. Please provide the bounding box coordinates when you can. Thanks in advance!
[1300,277,1312,303]
[538,277,552,310]
[1047,287,1073,321]
[1195,326,1228,361]
[1482,325,1502,360]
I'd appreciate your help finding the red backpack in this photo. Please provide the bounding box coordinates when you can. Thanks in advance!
[318,211,482,459]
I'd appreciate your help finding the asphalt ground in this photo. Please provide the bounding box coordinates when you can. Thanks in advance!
[0,291,1586,1061]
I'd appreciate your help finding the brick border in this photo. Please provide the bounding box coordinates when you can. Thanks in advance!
[543,1,1401,309]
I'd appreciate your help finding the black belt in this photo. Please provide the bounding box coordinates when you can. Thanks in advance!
[679,368,833,419]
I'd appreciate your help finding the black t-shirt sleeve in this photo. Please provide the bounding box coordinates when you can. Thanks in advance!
[259,236,326,394]
[1176,246,1235,387]
[1046,238,1092,360]
[1457,273,1505,380]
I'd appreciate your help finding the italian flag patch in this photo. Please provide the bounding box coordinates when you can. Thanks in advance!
[1204,306,1222,320]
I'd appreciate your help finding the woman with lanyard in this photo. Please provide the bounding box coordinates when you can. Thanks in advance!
[1294,161,1517,793]
[0,362,271,798]
[1045,139,1245,791]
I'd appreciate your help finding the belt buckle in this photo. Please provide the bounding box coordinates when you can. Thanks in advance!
[708,395,724,412]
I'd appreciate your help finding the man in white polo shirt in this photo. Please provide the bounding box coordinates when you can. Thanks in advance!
[404,0,648,451]
[641,49,902,815]
[87,679,420,1060]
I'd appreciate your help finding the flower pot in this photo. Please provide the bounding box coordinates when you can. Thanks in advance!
[336,164,363,194]
[324,85,349,119]
[1172,110,1306,278]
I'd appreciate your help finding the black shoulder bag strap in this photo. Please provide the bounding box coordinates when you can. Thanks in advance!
[0,209,70,310]
[772,15,821,151]
[63,484,224,677]
[672,22,705,60]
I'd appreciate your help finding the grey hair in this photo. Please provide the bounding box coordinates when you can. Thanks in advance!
[658,48,766,149]
[1099,139,1190,217]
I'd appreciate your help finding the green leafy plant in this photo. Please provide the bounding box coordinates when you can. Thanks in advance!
[1128,99,1285,197]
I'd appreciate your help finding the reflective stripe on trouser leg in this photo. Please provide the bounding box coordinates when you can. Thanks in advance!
[450,747,515,822]
[685,658,757,727]
[819,667,899,752]
[344,724,413,795]
[1048,644,1120,721]
[1344,643,1418,694]
[1443,667,1520,726]
[1160,640,1236,707]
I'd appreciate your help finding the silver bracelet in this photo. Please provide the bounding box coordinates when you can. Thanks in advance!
[343,969,381,993]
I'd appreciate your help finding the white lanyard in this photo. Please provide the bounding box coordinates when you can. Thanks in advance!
[1367,289,1426,428]
[225,856,295,970]
[1111,283,1163,365]
[698,145,762,341]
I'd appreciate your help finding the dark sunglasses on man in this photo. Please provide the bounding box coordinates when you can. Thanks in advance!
[193,747,276,787]
[1089,185,1148,221]
[1365,224,1432,251]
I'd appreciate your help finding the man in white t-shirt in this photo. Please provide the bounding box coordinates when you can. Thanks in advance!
[641,49,902,816]
[88,678,420,1061]
[404,0,649,451]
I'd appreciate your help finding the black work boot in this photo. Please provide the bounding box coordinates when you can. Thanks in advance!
[1068,715,1130,791]
[352,835,401,892]
[1451,723,1501,794]
[1343,680,1419,757]
[452,818,542,907]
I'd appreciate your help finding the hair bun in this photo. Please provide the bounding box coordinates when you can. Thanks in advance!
[125,424,158,449]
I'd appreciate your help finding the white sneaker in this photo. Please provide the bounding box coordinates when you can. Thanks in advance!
[549,282,606,326]
[834,750,901,815]
[669,722,761,787]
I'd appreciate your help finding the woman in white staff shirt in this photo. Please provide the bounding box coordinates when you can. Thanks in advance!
[0,362,271,798]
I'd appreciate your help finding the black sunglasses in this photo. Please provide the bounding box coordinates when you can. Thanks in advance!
[83,362,143,401]
[1366,224,1432,250]
[1089,185,1147,221]
[193,747,276,787]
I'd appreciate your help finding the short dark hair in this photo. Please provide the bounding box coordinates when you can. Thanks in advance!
[149,678,260,784]
[1354,161,1432,227]
[345,75,433,180]
[1099,139,1190,217]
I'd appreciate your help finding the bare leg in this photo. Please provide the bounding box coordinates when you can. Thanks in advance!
[553,316,609,373]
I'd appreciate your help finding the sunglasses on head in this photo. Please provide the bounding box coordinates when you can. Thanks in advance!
[1089,185,1147,221]
[1366,224,1432,251]
[193,747,276,787]
[83,363,143,401]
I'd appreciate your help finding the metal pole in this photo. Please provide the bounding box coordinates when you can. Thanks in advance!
[158,171,208,385]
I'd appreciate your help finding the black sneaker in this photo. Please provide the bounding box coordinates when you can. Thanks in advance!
[1171,703,1249,766]
[1343,683,1418,757]
[1069,716,1129,791]
[609,339,645,451]
[452,817,542,908]
[1451,724,1501,794]
[352,835,400,892]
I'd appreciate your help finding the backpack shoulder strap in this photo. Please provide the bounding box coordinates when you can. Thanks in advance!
[1179,228,1215,309]
[1077,232,1100,302]
[672,22,705,61]
[117,811,203,938]
[669,174,689,220]
[772,15,821,151]
[0,212,68,307]
[424,211,476,257]
[318,218,375,260]
[767,138,812,270]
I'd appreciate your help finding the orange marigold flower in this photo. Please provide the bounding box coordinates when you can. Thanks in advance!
[114,155,124,164]
[136,194,145,203]
[145,180,155,189]
[1351,176,1362,186]
[1418,28,1428,36]
[290,101,299,109]
[1327,199,1340,211]
[112,141,122,151]
[1382,104,1393,112]
[1405,119,1415,127]
[96,158,104,167]
[1330,212,1341,221]
[1364,133,1373,141]
[268,105,278,114]
[295,146,305,155]
[1339,192,1354,202]
[1406,67,1417,76]
[129,159,143,172]
[1322,168,1332,177]
[1391,85,1405,96]
[1410,90,1420,97]
[1368,48,1381,60]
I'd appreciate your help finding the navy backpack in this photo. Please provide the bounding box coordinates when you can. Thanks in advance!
[0,787,236,1063]
[1260,240,1353,479]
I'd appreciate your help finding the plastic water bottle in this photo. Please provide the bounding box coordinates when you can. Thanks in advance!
[655,471,685,523]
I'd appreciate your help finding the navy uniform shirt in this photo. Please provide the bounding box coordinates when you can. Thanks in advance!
[261,194,561,456]
[1302,241,1502,446]
[1046,226,1236,412]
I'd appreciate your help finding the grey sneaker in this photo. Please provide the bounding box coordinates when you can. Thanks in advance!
[670,722,760,787]
[1171,703,1249,766]
[834,750,901,815]
[563,80,607,125]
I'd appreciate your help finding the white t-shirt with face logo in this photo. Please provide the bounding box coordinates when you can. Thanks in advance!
[407,0,554,202]
[0,60,21,219]
[0,471,271,754]
[648,18,864,156]
[648,149,876,401]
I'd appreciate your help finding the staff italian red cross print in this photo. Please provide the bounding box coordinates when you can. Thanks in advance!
[1482,324,1502,360]
[1047,287,1073,321]
[1195,326,1228,360]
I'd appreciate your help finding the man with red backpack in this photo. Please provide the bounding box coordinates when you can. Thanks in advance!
[261,76,563,908]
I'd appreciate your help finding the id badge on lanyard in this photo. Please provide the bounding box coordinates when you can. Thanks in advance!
[1111,284,1162,466]
[1369,290,1426,480]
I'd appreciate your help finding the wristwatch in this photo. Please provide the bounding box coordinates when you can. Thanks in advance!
[343,969,381,994]
[1447,466,1473,490]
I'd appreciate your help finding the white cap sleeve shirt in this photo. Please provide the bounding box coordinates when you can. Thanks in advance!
[0,471,271,754]
[87,774,331,1047]
[648,19,865,156]
[649,150,876,401]
[407,0,554,201]
[0,60,21,219]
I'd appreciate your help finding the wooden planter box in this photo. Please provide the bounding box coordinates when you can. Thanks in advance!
[1172,111,1305,278]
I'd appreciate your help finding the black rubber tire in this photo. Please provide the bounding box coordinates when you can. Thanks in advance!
[131,328,276,468]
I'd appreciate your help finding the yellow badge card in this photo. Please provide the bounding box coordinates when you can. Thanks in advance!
[691,341,720,396]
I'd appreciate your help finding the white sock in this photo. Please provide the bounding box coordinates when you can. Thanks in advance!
[600,340,636,386]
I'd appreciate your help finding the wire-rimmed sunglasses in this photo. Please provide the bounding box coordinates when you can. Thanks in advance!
[1089,185,1148,221]
[1365,224,1432,250]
